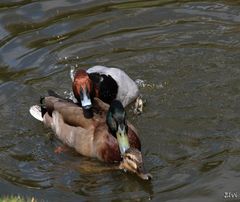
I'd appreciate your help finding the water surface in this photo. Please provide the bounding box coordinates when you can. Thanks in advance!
[1,0,240,201]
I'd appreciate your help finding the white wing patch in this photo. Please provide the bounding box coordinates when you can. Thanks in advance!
[29,105,43,122]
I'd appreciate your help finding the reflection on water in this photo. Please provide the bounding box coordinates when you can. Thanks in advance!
[1,0,240,201]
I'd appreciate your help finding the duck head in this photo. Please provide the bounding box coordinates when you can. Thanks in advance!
[106,100,130,154]
[119,148,152,180]
[72,70,93,117]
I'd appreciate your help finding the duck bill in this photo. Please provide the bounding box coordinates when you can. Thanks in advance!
[121,163,152,180]
[137,165,152,180]
[119,154,152,180]
[80,88,92,110]
[116,125,130,154]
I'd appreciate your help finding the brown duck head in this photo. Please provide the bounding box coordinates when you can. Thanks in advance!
[119,148,152,180]
[72,69,94,118]
[72,70,92,108]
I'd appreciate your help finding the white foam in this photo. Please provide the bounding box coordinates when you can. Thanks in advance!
[70,66,76,82]
[135,79,164,89]
[63,90,77,103]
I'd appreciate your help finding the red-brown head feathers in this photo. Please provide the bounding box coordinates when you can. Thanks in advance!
[72,70,93,111]
[73,70,91,95]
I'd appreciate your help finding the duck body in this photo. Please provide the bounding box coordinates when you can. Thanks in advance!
[30,96,141,163]
[87,66,139,107]
[72,66,140,113]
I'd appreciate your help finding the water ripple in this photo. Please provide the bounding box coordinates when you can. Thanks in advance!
[1,0,240,201]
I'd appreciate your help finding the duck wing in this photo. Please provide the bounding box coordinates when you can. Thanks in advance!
[44,110,97,158]
[92,97,109,115]
[44,96,94,129]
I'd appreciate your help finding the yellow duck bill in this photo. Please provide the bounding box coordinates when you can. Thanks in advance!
[116,125,130,154]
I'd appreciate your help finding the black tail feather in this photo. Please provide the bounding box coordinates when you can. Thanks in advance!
[48,89,73,102]
[40,96,47,117]
[48,90,63,99]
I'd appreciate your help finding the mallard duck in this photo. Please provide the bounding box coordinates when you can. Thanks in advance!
[29,95,151,180]
[70,66,143,116]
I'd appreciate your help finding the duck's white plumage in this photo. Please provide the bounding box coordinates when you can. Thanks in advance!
[29,105,43,122]
[87,65,139,107]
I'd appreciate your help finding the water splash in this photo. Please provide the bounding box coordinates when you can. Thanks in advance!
[135,79,164,89]
[63,90,77,103]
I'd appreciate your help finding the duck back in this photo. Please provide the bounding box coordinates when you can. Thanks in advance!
[44,96,94,128]
[87,66,139,106]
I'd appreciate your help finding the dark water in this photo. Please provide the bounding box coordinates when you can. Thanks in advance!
[1,0,240,201]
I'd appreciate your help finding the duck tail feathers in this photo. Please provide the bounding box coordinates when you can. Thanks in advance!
[47,90,62,98]
[29,105,43,122]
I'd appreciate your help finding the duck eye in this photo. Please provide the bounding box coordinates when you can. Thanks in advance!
[126,155,133,161]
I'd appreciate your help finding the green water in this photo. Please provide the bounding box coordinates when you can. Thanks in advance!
[1,1,240,201]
